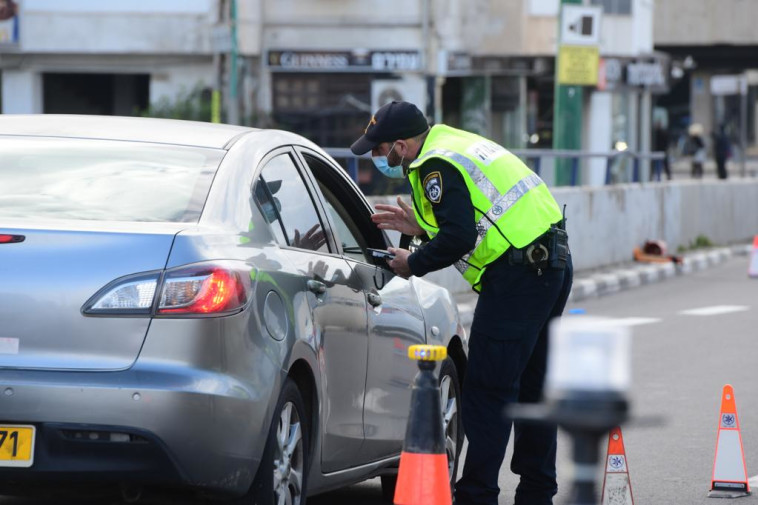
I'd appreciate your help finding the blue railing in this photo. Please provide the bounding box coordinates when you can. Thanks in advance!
[323,148,667,186]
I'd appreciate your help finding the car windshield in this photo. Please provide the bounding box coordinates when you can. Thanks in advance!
[0,137,225,222]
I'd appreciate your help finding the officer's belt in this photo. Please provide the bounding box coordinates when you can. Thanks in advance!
[504,222,568,270]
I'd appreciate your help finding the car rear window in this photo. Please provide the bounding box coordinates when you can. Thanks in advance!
[0,137,225,222]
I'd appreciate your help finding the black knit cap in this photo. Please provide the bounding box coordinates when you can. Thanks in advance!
[350,101,429,155]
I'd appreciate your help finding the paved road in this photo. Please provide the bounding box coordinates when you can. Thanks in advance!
[317,255,758,505]
[562,254,758,504]
[3,254,757,504]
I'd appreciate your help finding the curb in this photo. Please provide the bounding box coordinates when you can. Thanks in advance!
[454,244,752,325]
[567,245,750,303]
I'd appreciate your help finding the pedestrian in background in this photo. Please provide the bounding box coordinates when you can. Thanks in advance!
[653,121,672,180]
[712,124,731,180]
[350,101,573,505]
[688,123,706,178]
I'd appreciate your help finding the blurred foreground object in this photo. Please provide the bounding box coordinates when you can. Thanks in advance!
[510,316,631,505]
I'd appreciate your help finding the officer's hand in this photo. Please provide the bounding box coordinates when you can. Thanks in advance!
[372,196,424,236]
[387,247,412,279]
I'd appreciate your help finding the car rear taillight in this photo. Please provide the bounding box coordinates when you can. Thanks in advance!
[82,262,252,317]
[0,234,25,243]
[83,272,161,316]
[157,266,250,315]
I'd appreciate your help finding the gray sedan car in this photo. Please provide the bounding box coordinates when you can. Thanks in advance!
[0,115,467,504]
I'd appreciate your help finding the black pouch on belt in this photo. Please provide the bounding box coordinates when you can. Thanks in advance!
[547,225,569,270]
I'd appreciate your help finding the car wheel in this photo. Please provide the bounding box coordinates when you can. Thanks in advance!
[380,357,463,502]
[438,357,463,483]
[379,475,397,502]
[251,378,309,505]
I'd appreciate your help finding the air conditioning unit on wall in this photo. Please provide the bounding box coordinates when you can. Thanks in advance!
[371,76,427,113]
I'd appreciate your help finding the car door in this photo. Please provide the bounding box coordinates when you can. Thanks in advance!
[297,149,427,463]
[253,149,369,473]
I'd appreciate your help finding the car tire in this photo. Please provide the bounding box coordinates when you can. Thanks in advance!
[379,356,463,502]
[379,474,397,502]
[438,357,463,486]
[249,378,309,505]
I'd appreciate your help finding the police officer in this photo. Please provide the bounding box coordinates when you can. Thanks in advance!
[350,101,573,505]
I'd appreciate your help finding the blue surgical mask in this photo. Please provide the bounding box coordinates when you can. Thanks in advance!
[372,142,405,178]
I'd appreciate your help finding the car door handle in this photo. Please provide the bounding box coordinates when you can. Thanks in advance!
[307,279,326,294]
[366,293,382,307]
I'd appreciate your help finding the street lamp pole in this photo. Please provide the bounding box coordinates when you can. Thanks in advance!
[740,74,748,177]
[228,0,240,125]
[553,0,584,186]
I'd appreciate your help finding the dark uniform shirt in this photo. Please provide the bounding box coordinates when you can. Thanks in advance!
[407,158,478,277]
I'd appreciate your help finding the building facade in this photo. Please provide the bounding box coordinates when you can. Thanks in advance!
[2,0,663,187]
[654,0,758,163]
[259,0,660,186]
[0,0,228,117]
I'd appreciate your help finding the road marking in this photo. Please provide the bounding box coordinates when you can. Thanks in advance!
[613,317,661,327]
[679,305,749,316]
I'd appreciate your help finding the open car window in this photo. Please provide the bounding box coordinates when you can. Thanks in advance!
[301,151,389,265]
[318,182,369,263]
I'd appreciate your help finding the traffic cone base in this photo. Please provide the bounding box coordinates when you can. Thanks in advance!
[394,345,452,505]
[748,236,758,278]
[709,384,750,498]
[601,427,635,505]
[394,452,451,505]
[603,474,634,504]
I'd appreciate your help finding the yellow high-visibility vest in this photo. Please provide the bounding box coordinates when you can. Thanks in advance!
[409,124,562,291]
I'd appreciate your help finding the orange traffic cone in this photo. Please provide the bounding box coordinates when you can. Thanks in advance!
[394,345,452,505]
[709,384,751,498]
[601,426,635,505]
[748,236,758,278]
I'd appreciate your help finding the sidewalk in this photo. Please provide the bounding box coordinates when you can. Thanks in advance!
[668,158,758,180]
[453,243,754,329]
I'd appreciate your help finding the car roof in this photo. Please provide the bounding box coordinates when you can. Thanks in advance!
[0,114,257,149]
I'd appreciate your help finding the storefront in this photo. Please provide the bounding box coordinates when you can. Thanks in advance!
[265,49,425,194]
[437,51,554,151]
[591,53,670,183]
[266,49,427,148]
[264,48,427,194]
[0,2,216,117]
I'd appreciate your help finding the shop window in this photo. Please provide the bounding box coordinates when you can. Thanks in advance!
[274,77,320,110]
[43,73,149,116]
[590,0,631,15]
[271,73,371,149]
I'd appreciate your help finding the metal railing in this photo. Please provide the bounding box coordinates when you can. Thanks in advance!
[510,149,667,185]
[323,147,668,187]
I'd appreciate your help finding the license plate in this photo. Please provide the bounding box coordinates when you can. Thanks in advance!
[0,425,35,467]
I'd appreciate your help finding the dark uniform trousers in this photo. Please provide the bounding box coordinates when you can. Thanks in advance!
[454,252,574,505]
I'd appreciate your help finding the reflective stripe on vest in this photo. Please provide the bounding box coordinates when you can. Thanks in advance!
[415,148,502,204]
[452,172,545,274]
